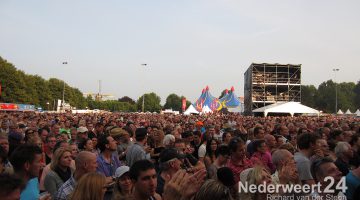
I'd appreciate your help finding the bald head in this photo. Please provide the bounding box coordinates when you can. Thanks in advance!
[272,149,293,169]
[75,151,97,172]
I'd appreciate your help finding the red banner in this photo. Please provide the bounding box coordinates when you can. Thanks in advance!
[182,98,186,112]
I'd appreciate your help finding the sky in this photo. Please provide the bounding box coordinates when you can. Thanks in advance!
[1,0,359,104]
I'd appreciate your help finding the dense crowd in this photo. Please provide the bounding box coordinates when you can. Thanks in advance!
[0,111,360,200]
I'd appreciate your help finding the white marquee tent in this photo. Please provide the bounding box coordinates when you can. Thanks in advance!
[253,102,320,117]
[355,109,360,117]
[201,105,213,114]
[337,109,344,115]
[183,104,199,115]
[345,109,353,115]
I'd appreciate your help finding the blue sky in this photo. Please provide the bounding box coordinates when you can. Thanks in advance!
[1,0,359,103]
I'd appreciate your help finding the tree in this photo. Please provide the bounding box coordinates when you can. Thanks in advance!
[136,92,162,112]
[164,93,182,111]
[354,81,360,109]
[118,96,136,104]
[301,85,318,109]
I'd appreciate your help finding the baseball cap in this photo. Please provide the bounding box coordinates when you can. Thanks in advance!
[159,148,186,163]
[115,166,130,178]
[77,126,88,133]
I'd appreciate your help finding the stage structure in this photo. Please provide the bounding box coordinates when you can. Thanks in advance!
[244,63,301,115]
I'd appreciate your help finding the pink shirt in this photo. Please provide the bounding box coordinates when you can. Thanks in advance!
[227,158,253,183]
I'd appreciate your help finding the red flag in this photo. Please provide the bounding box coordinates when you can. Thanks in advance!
[182,98,186,112]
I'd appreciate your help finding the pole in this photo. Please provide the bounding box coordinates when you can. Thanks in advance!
[62,62,68,112]
[142,94,145,112]
[333,68,339,114]
[141,64,148,113]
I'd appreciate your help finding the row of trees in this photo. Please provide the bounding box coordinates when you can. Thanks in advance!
[302,80,360,113]
[0,57,191,112]
[1,56,359,113]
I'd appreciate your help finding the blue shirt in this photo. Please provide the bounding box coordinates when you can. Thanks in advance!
[21,178,39,200]
[96,152,121,177]
[346,171,360,200]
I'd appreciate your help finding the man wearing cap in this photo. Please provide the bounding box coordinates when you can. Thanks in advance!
[156,148,184,196]
[110,128,132,162]
[77,126,88,141]
[126,128,151,167]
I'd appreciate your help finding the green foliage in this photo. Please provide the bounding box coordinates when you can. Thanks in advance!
[136,92,162,112]
[301,85,318,109]
[354,81,360,109]
[118,96,136,104]
[164,93,182,111]
[302,80,359,113]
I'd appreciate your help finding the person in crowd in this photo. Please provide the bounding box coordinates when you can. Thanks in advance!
[310,157,344,199]
[0,145,8,174]
[250,139,275,173]
[150,129,165,164]
[216,167,237,199]
[112,166,132,200]
[335,141,354,176]
[190,131,202,159]
[129,159,162,200]
[294,133,320,185]
[78,138,93,152]
[51,124,61,135]
[44,134,57,164]
[0,173,23,200]
[163,134,175,148]
[207,145,230,179]
[239,166,272,200]
[264,134,277,154]
[204,138,219,168]
[76,127,88,141]
[110,128,131,161]
[247,126,265,156]
[271,149,300,185]
[346,164,360,200]
[193,179,233,200]
[10,144,50,200]
[44,147,73,198]
[222,131,233,145]
[0,135,13,174]
[69,141,79,161]
[68,128,77,144]
[40,140,70,191]
[88,122,104,139]
[330,130,345,143]
[126,128,150,167]
[349,134,360,167]
[227,137,253,183]
[96,134,121,183]
[69,172,107,200]
[156,148,184,196]
[55,151,98,200]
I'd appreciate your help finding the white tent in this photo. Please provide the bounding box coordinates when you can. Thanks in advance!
[345,109,353,115]
[252,102,319,117]
[337,109,344,115]
[201,105,213,114]
[355,109,360,117]
[183,104,199,115]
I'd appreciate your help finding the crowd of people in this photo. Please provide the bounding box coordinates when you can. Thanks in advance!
[0,111,360,200]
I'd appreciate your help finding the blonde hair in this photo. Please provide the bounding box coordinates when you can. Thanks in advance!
[194,179,233,200]
[70,172,106,200]
[240,165,270,200]
[50,147,72,170]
